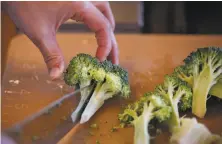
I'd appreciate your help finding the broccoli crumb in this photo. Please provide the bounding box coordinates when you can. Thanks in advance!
[110,127,118,132]
[90,123,98,129]
[61,116,67,121]
[96,140,100,144]
[32,136,40,141]
[88,131,94,136]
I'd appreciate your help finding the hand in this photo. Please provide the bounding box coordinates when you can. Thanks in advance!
[4,1,118,80]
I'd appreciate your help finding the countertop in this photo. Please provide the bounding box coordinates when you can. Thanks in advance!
[2,33,222,144]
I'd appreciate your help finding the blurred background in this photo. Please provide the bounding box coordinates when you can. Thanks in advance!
[3,1,222,70]
[61,1,222,34]
[2,1,222,35]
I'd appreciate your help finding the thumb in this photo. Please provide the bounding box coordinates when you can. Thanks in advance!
[34,35,65,80]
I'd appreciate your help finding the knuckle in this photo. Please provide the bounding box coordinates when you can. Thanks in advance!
[44,54,64,69]
[72,1,91,11]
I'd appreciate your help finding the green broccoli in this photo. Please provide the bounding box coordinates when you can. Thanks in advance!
[80,61,131,123]
[174,47,222,118]
[170,117,222,144]
[64,54,131,123]
[209,77,222,99]
[155,75,192,132]
[64,54,106,122]
[174,66,222,99]
[118,92,172,144]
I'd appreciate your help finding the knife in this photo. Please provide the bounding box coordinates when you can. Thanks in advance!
[3,85,91,144]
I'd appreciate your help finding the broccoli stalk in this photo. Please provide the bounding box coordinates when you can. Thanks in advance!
[155,75,192,132]
[64,54,106,122]
[80,61,131,124]
[80,74,121,123]
[170,117,222,144]
[174,47,222,118]
[118,92,172,144]
[184,47,222,118]
[174,66,222,99]
[70,81,94,123]
[132,103,155,144]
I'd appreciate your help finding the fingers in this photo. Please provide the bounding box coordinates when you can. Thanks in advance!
[94,2,119,64]
[93,2,115,30]
[108,32,119,64]
[72,2,112,62]
[33,35,65,80]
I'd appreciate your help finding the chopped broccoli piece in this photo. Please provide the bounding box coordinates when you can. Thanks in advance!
[174,47,222,118]
[155,75,192,132]
[174,67,222,99]
[170,117,222,144]
[118,92,172,144]
[64,54,131,123]
[64,54,106,122]
[80,61,131,124]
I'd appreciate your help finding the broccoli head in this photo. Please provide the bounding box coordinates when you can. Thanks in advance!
[155,75,192,132]
[80,60,131,124]
[64,54,106,122]
[118,92,172,144]
[174,47,222,118]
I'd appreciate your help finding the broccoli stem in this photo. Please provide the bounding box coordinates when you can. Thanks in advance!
[167,100,180,132]
[192,67,214,118]
[80,81,117,123]
[71,80,93,123]
[165,87,186,131]
[80,83,104,124]
[209,77,222,99]
[133,103,154,144]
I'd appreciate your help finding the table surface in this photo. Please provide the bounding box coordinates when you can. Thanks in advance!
[2,33,222,144]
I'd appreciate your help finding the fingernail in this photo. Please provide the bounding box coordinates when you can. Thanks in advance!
[49,68,61,80]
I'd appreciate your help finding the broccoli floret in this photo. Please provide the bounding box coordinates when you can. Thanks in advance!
[80,60,131,124]
[64,53,106,122]
[174,47,222,118]
[155,75,192,132]
[170,117,222,144]
[118,92,172,144]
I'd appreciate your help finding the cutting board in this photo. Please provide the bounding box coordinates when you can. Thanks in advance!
[2,33,222,144]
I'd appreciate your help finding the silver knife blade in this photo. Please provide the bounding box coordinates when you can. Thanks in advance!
[4,85,89,134]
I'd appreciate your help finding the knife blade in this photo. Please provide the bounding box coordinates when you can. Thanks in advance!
[3,85,91,144]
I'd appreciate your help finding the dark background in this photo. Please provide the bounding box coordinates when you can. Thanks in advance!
[59,1,222,34]
[142,1,222,34]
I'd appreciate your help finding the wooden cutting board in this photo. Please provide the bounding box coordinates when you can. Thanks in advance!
[2,33,222,144]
